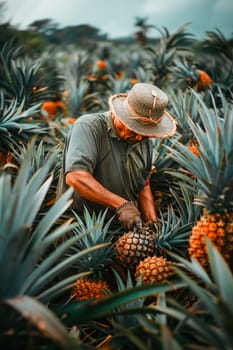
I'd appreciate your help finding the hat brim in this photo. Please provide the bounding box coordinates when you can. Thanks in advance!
[109,93,176,138]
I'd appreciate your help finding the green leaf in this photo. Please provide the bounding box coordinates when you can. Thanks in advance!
[59,281,186,324]
[4,296,85,350]
[206,237,233,315]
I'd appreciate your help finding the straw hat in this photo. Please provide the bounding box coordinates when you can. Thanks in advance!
[109,83,176,137]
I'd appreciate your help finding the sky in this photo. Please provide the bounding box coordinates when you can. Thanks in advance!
[2,0,233,39]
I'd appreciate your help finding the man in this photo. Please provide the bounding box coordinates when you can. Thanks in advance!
[59,83,176,230]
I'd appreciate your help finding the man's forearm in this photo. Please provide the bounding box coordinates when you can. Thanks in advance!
[66,170,127,210]
[138,183,158,223]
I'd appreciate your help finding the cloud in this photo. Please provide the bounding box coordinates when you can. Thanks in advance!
[3,0,233,38]
[214,0,233,11]
[141,0,196,14]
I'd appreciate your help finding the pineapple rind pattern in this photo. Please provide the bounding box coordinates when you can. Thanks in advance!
[115,228,155,267]
[189,210,233,269]
[135,256,174,284]
[71,278,110,301]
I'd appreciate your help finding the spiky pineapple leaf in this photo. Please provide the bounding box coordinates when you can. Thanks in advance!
[0,139,111,304]
[0,95,48,152]
[166,90,233,212]
[4,296,88,350]
[69,208,115,274]
[58,280,187,325]
[206,237,233,316]
[161,240,233,349]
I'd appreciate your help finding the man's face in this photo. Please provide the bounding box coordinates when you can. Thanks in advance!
[112,115,146,144]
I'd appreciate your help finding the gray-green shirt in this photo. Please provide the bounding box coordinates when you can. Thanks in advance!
[61,111,153,214]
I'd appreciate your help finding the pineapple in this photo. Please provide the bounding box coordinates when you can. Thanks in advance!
[168,90,233,270]
[196,69,212,91]
[135,256,174,284]
[189,210,233,270]
[71,277,110,301]
[115,226,155,268]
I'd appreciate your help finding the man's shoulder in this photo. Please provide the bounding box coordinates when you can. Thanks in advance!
[77,111,109,124]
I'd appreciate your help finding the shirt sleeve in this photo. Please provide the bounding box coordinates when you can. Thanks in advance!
[65,120,99,174]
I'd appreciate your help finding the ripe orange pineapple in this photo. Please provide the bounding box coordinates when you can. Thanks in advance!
[71,278,110,301]
[135,256,174,284]
[188,140,199,157]
[96,59,107,70]
[196,69,213,91]
[189,210,233,270]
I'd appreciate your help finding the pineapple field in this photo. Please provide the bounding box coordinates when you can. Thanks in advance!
[0,22,233,350]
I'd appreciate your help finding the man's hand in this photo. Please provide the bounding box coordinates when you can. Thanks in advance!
[116,202,142,230]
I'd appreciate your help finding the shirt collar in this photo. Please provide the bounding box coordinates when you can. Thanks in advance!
[105,111,119,138]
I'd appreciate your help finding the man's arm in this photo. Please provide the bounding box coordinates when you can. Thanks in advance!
[66,170,142,230]
[138,180,158,224]
[66,170,127,210]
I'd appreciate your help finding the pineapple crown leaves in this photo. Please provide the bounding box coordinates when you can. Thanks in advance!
[69,207,115,274]
[201,28,233,61]
[156,22,196,52]
[146,46,176,78]
[0,57,51,107]
[0,38,25,63]
[166,90,233,212]
[150,137,184,206]
[168,59,200,90]
[39,55,65,95]
[112,268,143,292]
[0,95,48,151]
[107,75,132,95]
[66,79,100,116]
[110,269,145,327]
[153,203,192,258]
[151,136,180,169]
[167,88,201,142]
[12,138,57,176]
[169,186,200,224]
[66,52,92,86]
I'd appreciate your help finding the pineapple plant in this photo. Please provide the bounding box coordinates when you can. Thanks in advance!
[68,208,116,300]
[168,90,233,271]
[0,40,56,171]
[169,58,212,92]
[0,41,51,108]
[144,22,195,87]
[0,141,83,348]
